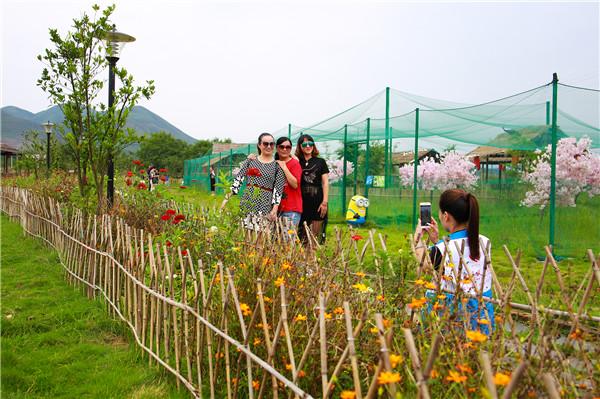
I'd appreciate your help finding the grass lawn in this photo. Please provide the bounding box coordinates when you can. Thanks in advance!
[0,215,189,399]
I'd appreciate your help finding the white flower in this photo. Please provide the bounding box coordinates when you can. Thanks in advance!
[209,226,218,233]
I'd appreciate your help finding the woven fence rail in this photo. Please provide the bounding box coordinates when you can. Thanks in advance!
[1,185,598,398]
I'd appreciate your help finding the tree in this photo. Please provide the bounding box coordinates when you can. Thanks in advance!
[522,137,600,209]
[15,130,61,178]
[398,152,478,191]
[137,132,190,176]
[335,142,385,183]
[37,4,155,208]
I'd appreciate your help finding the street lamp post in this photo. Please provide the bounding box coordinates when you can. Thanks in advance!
[42,121,54,177]
[103,30,135,208]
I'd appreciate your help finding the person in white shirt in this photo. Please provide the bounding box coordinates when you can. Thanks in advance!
[414,189,494,334]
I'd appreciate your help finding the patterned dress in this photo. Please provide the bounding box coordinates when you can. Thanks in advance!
[231,158,285,229]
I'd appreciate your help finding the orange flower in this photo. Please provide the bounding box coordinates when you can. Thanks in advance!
[478,319,491,325]
[383,319,392,329]
[425,282,437,290]
[240,303,252,316]
[408,297,427,309]
[429,369,439,379]
[340,391,357,399]
[376,294,385,302]
[294,314,307,322]
[252,380,260,390]
[433,303,444,311]
[297,370,306,378]
[389,354,403,368]
[324,312,332,320]
[493,372,511,386]
[466,330,487,343]
[275,277,285,287]
[285,363,292,370]
[456,364,473,374]
[334,307,344,315]
[460,278,472,285]
[377,371,401,385]
[569,329,583,340]
[215,352,224,359]
[253,338,262,346]
[355,271,366,278]
[414,279,426,286]
[262,257,274,267]
[446,370,467,383]
[281,261,293,271]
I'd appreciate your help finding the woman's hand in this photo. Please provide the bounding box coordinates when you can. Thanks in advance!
[220,199,228,211]
[267,209,278,221]
[414,217,439,244]
[276,160,287,168]
[247,153,257,160]
[318,202,328,218]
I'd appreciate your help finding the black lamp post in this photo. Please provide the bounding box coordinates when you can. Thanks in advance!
[103,30,135,208]
[42,121,54,177]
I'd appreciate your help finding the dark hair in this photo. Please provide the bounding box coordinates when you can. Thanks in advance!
[274,136,292,160]
[295,134,320,159]
[256,132,274,155]
[439,189,480,260]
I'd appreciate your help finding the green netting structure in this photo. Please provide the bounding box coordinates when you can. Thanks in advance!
[185,74,599,257]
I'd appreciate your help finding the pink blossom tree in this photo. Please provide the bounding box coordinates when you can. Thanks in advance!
[327,159,355,183]
[522,137,600,209]
[398,152,478,190]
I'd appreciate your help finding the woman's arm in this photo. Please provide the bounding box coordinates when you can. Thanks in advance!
[276,160,298,188]
[317,172,329,218]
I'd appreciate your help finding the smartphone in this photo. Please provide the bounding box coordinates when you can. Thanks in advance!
[420,202,431,226]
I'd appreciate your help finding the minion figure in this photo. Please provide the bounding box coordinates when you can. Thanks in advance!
[346,195,369,226]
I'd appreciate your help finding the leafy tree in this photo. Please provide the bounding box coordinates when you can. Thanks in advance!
[335,142,385,183]
[37,4,155,209]
[15,130,61,178]
[137,132,189,176]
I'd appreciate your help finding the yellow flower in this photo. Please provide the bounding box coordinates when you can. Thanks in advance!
[240,303,252,316]
[437,294,446,300]
[294,314,307,322]
[281,261,293,271]
[340,391,357,399]
[275,277,285,287]
[493,372,511,386]
[263,295,273,303]
[324,312,332,320]
[466,330,487,343]
[433,303,444,311]
[285,363,292,370]
[334,307,344,315]
[446,370,467,383]
[414,279,426,286]
[352,283,369,293]
[369,327,379,334]
[377,371,401,385]
[425,282,437,290]
[232,247,240,252]
[253,338,262,346]
[408,297,427,309]
[389,354,403,368]
[262,257,274,267]
[460,278,472,285]
[355,271,366,278]
[252,380,260,390]
[478,319,490,325]
[376,294,385,302]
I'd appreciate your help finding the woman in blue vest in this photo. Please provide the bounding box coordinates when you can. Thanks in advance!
[414,189,494,334]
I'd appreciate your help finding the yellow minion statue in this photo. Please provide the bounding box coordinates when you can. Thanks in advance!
[346,195,369,226]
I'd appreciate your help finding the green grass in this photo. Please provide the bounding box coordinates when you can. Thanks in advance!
[0,215,190,399]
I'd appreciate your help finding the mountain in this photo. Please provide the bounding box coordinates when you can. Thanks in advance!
[489,125,568,150]
[0,105,197,147]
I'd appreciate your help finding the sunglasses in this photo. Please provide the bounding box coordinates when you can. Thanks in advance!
[301,141,315,148]
[261,141,275,147]
[278,144,292,150]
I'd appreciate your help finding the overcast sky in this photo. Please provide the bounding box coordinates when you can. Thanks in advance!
[1,0,598,143]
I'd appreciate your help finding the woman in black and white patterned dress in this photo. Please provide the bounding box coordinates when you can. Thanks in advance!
[221,133,285,229]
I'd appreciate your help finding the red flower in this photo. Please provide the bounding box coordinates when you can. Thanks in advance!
[181,249,188,256]
[166,240,172,247]
[165,209,177,216]
[159,168,167,173]
[132,160,142,165]
[174,214,185,222]
[351,234,363,241]
[140,169,146,175]
[161,214,171,221]
[179,185,187,189]
[125,178,132,186]
[137,182,147,190]
[247,167,261,177]
[126,171,133,177]
[160,176,166,182]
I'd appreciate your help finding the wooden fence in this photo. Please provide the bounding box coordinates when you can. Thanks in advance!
[1,186,598,398]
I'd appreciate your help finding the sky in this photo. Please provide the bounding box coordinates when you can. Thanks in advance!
[1,0,598,143]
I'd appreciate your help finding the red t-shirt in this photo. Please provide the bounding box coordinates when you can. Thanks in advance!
[279,158,303,213]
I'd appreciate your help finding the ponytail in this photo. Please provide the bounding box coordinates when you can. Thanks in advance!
[466,193,480,261]
[439,189,481,261]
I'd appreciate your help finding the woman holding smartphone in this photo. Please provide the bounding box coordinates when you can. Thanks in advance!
[274,136,303,229]
[413,189,494,334]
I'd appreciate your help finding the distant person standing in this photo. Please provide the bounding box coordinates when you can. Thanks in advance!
[210,166,216,195]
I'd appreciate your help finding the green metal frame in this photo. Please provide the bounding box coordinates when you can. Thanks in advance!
[412,108,420,231]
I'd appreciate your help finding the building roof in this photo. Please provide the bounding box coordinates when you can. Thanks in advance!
[0,142,19,155]
[466,146,510,158]
[391,149,437,165]
[212,143,251,154]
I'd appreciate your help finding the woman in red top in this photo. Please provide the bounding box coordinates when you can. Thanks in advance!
[274,136,303,229]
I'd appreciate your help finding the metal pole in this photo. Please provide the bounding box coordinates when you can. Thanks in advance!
[342,124,348,216]
[549,73,559,250]
[229,148,233,177]
[106,56,118,208]
[365,118,371,199]
[546,101,550,125]
[412,108,420,231]
[353,142,358,196]
[384,87,390,188]
[46,132,51,177]
[207,154,212,190]
[288,123,292,140]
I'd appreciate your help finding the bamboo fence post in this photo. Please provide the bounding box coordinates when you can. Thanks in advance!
[422,333,441,380]
[198,260,215,399]
[318,292,328,399]
[402,327,430,399]
[500,360,527,399]
[148,238,157,366]
[375,314,397,397]
[342,301,362,399]
[280,284,298,384]
[542,373,561,399]
[164,246,181,389]
[478,351,498,399]
[257,279,279,399]
[217,261,232,399]
[178,248,194,386]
